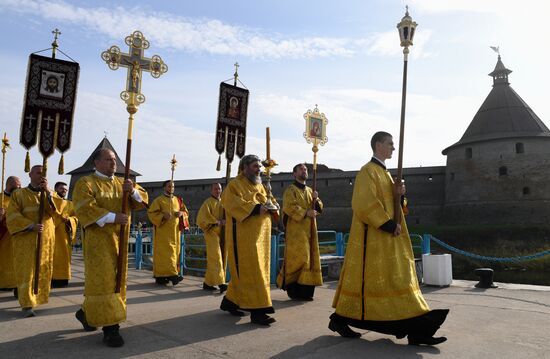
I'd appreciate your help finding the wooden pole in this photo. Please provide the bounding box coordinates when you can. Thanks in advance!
[33,158,47,294]
[115,107,135,293]
[309,144,319,270]
[1,133,8,209]
[393,53,408,225]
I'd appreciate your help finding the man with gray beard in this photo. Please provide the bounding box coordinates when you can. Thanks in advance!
[220,154,279,326]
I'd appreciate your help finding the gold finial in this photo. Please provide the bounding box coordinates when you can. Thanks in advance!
[52,28,61,45]
[234,62,239,86]
[170,154,178,171]
[51,28,61,59]
[1,132,10,154]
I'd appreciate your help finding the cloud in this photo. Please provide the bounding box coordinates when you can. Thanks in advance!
[360,29,432,59]
[0,0,432,59]
[253,87,480,171]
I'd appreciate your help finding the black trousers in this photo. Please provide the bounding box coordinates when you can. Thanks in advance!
[286,283,315,299]
[330,309,449,338]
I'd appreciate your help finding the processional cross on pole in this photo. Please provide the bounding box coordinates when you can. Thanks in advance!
[101,31,168,293]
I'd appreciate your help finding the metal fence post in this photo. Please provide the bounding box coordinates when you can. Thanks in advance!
[180,233,186,275]
[270,235,278,285]
[336,232,344,256]
[135,230,142,270]
[422,234,431,255]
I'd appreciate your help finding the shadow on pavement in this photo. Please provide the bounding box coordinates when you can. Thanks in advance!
[0,309,257,358]
[269,335,440,359]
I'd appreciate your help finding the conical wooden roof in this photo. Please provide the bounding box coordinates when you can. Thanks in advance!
[443,56,550,154]
[67,136,140,176]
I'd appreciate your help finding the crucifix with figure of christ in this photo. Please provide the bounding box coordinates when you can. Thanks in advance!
[101,30,168,293]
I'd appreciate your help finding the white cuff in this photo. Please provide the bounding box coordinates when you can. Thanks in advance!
[96,212,116,227]
[131,189,143,203]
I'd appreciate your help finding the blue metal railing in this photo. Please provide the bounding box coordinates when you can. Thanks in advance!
[132,228,435,283]
[181,233,207,274]
[131,229,153,270]
[269,231,345,284]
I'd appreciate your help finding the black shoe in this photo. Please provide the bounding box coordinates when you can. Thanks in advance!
[103,326,124,347]
[51,279,69,288]
[220,297,246,316]
[219,284,228,293]
[22,307,36,318]
[203,283,217,291]
[251,313,276,326]
[289,295,313,302]
[155,277,169,285]
[408,335,447,346]
[75,309,97,332]
[170,276,183,286]
[328,319,361,338]
[229,309,246,317]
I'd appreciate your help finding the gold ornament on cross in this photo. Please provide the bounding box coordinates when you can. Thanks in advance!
[101,31,168,111]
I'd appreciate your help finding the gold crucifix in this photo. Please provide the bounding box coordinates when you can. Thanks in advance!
[100,30,168,293]
[101,31,168,111]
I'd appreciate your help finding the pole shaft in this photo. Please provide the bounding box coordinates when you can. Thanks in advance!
[33,157,48,294]
[394,57,408,225]
[1,152,5,208]
[115,114,134,293]
[309,146,318,270]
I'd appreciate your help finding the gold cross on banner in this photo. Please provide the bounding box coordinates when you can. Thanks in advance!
[101,31,168,108]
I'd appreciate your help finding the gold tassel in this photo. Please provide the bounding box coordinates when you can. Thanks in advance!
[58,154,64,175]
[24,151,30,173]
[216,155,221,171]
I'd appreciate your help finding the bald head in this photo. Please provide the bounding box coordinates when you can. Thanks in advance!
[29,165,44,187]
[93,148,117,177]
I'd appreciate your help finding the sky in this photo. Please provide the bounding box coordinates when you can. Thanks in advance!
[0,0,549,184]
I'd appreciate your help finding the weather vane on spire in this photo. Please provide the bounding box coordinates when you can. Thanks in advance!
[490,46,500,55]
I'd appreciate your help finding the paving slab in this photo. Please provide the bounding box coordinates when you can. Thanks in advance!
[1,254,549,358]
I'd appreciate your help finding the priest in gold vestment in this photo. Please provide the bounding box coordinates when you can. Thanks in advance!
[6,166,60,317]
[220,155,279,326]
[147,180,187,286]
[0,176,21,296]
[73,148,148,347]
[276,163,323,301]
[329,132,448,346]
[196,183,227,292]
[51,181,78,288]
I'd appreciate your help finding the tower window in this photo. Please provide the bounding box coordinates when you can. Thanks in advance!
[325,179,329,186]
[465,148,472,159]
[523,187,530,195]
[516,143,524,154]
[499,166,508,176]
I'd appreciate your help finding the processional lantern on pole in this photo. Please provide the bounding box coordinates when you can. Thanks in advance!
[394,7,417,225]
[101,30,167,293]
[19,29,80,294]
[303,104,328,221]
[214,62,249,183]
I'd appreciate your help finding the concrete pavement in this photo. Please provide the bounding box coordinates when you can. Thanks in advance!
[1,254,549,358]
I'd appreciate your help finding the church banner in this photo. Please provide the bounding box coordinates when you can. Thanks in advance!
[215,82,249,161]
[20,54,79,158]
